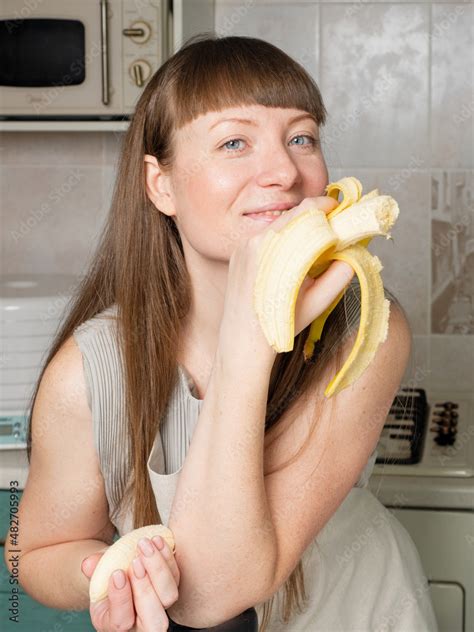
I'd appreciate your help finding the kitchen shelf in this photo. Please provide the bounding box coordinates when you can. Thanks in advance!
[0,120,130,132]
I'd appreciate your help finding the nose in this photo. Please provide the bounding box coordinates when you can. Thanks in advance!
[255,144,301,189]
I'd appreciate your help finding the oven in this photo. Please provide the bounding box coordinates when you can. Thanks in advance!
[0,0,170,120]
[368,387,474,632]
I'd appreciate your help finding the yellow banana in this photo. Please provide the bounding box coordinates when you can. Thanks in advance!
[89,524,175,603]
[253,177,399,398]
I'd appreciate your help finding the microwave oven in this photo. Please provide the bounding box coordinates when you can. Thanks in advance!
[0,0,170,120]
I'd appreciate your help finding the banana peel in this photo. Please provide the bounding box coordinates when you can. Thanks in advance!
[253,176,399,398]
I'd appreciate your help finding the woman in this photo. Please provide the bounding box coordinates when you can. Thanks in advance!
[9,34,438,631]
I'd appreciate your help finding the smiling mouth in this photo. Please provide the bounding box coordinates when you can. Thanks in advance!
[244,210,292,222]
[245,209,291,217]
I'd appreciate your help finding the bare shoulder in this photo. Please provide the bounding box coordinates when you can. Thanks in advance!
[42,333,87,395]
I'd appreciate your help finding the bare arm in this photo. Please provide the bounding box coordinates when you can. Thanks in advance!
[166,198,347,627]
[7,541,111,611]
[166,352,277,628]
[4,336,116,610]
[168,303,410,628]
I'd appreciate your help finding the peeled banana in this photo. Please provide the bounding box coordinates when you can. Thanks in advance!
[253,177,399,398]
[89,524,175,603]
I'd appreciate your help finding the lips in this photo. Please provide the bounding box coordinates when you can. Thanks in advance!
[243,201,299,215]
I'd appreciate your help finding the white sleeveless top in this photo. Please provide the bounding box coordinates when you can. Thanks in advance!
[73,304,438,631]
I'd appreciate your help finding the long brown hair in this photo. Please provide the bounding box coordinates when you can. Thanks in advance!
[26,33,403,630]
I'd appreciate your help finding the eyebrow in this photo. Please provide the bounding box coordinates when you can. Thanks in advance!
[209,113,317,130]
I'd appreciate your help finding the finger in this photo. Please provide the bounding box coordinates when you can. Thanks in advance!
[89,597,110,631]
[81,550,107,579]
[295,260,354,335]
[128,556,170,630]
[89,571,136,632]
[314,195,340,214]
[152,536,180,586]
[136,539,179,608]
[106,570,136,631]
[81,557,98,579]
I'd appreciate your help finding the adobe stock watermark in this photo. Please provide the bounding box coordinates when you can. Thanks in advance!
[336,492,409,567]
[375,576,433,632]
[324,70,395,148]
[39,282,80,324]
[403,364,431,391]
[10,169,85,243]
[44,475,104,533]
[388,156,425,192]
[432,212,471,258]
[427,4,467,43]
[344,0,370,19]
[4,0,45,33]
[32,40,102,115]
[216,0,256,37]
[437,424,474,467]
[453,98,474,127]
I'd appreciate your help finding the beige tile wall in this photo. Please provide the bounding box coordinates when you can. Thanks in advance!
[1,132,110,275]
[0,1,472,394]
[213,0,473,393]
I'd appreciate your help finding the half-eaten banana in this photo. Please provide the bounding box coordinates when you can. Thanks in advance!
[253,176,399,399]
[89,525,175,603]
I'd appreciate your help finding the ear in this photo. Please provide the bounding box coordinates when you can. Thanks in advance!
[144,154,176,218]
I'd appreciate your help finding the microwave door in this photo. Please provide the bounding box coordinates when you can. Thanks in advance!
[0,19,86,88]
[0,0,123,118]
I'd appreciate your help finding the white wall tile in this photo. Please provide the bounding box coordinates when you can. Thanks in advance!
[103,165,119,210]
[320,3,430,169]
[431,3,474,167]
[430,170,474,334]
[1,3,471,397]
[104,131,126,167]
[430,334,474,391]
[1,166,107,275]
[0,132,104,166]
[215,1,320,79]
[327,168,431,336]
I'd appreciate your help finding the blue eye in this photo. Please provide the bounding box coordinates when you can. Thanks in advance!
[220,135,318,153]
[222,138,246,152]
[290,135,318,147]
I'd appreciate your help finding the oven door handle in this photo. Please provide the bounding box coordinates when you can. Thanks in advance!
[100,0,110,106]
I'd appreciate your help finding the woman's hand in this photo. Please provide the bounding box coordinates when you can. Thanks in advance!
[81,536,180,631]
[218,195,355,370]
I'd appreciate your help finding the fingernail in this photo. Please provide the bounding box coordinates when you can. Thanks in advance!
[138,537,154,557]
[112,569,126,589]
[152,535,164,550]
[133,557,146,579]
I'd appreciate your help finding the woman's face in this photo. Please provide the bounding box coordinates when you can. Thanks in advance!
[152,104,329,261]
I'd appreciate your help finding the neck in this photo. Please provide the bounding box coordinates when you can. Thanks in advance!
[177,245,230,377]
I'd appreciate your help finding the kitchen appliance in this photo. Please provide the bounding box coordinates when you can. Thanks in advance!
[0,0,170,120]
[369,387,474,632]
[0,274,80,450]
